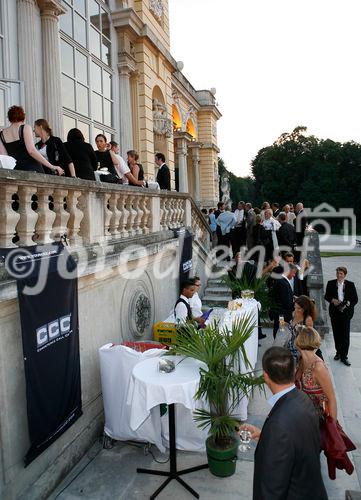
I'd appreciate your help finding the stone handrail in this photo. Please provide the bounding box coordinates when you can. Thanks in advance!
[0,170,211,250]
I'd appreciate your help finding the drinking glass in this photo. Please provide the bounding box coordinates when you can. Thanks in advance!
[279,315,285,331]
[239,429,252,452]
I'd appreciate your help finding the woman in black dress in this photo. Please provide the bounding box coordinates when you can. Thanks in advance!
[64,128,97,181]
[34,118,76,177]
[0,105,63,174]
[94,133,121,183]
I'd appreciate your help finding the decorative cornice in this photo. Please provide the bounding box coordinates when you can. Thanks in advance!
[200,143,220,153]
[198,105,222,120]
[111,7,144,36]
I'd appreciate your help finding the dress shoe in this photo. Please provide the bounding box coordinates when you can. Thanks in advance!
[334,353,340,361]
[341,359,351,366]
[258,333,267,340]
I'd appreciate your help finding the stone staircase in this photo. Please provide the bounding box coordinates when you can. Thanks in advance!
[202,275,232,308]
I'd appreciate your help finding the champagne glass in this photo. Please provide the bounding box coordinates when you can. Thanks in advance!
[239,429,252,453]
[279,315,285,331]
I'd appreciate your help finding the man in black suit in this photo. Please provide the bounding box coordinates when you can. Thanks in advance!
[325,266,358,366]
[240,347,327,500]
[155,152,171,190]
[271,202,280,218]
[277,212,296,254]
[269,263,297,338]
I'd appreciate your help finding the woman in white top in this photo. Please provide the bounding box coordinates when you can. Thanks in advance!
[283,204,296,224]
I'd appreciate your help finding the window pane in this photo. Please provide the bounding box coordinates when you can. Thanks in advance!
[75,50,88,84]
[91,62,102,93]
[74,12,87,47]
[90,27,101,59]
[89,0,100,29]
[61,39,74,76]
[103,99,112,127]
[101,36,111,66]
[0,39,4,78]
[76,120,90,143]
[73,0,86,16]
[101,9,110,39]
[103,71,111,99]
[60,7,72,37]
[0,88,6,128]
[91,92,102,123]
[76,83,89,115]
[63,115,76,141]
[62,75,75,110]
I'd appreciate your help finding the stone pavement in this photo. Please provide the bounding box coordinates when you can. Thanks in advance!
[48,327,361,500]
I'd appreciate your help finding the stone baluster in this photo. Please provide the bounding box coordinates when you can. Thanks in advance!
[109,192,121,237]
[103,192,112,240]
[140,197,150,235]
[51,189,70,241]
[159,198,164,231]
[35,187,56,244]
[16,186,38,246]
[78,192,91,243]
[164,199,172,229]
[126,195,137,236]
[133,196,144,235]
[67,190,84,245]
[167,198,175,228]
[173,199,180,227]
[119,194,129,237]
[160,198,168,230]
[178,199,185,226]
[0,185,21,247]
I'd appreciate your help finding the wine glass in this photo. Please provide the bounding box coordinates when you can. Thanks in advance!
[239,429,252,453]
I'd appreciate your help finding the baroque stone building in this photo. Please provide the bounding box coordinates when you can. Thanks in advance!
[0,0,221,206]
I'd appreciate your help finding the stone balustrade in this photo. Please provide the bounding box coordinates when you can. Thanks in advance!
[0,170,211,250]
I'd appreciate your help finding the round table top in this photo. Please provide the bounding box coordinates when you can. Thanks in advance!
[132,355,204,390]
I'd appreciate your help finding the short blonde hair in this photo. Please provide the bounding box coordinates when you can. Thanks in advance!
[294,326,321,351]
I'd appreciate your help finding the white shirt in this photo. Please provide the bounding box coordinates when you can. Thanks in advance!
[268,384,295,407]
[174,294,190,323]
[113,153,130,183]
[38,144,49,161]
[234,208,244,225]
[337,281,345,302]
[189,292,202,317]
[263,217,281,231]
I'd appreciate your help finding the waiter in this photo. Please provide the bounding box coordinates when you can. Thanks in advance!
[325,266,358,366]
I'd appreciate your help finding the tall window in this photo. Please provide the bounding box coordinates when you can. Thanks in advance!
[0,2,4,79]
[60,0,113,143]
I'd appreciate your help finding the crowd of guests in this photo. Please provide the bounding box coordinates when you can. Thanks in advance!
[0,105,171,190]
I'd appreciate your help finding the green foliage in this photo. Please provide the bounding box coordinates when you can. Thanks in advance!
[169,317,264,447]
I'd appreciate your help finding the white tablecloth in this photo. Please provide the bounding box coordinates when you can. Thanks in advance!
[128,356,208,452]
[99,343,165,450]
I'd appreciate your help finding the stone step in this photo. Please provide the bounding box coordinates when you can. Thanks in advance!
[203,286,231,295]
[206,278,227,286]
[202,295,231,307]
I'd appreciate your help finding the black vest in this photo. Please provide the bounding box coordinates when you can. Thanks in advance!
[174,297,192,321]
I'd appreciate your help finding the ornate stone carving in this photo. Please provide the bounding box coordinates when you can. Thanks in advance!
[149,0,164,21]
[221,173,232,207]
[134,293,151,335]
[121,279,154,339]
[153,99,172,138]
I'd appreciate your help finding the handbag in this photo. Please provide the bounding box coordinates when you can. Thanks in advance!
[319,412,356,479]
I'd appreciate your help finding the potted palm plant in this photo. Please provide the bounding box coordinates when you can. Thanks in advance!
[169,315,264,477]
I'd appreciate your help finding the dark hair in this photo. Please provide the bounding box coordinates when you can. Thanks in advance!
[295,295,316,321]
[67,128,85,142]
[34,118,52,135]
[155,152,166,163]
[217,201,225,209]
[284,251,294,259]
[254,207,261,214]
[262,347,295,384]
[278,212,287,222]
[95,133,107,142]
[336,266,347,275]
[8,105,25,123]
[201,208,208,214]
[180,280,195,292]
[272,202,280,208]
[127,149,139,161]
[209,208,214,214]
[109,140,118,148]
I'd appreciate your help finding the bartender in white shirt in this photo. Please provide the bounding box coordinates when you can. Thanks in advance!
[174,280,205,326]
[189,276,203,317]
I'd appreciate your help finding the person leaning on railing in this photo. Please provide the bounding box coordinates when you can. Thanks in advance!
[0,105,63,175]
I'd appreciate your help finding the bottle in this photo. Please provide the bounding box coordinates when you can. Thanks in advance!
[97,162,101,171]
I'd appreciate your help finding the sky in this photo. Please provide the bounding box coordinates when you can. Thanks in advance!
[168,0,361,177]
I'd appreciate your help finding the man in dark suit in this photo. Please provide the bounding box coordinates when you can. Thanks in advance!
[240,347,327,500]
[155,152,171,190]
[277,212,296,254]
[325,266,358,366]
[269,263,297,338]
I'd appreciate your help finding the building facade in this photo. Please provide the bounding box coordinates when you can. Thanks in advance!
[0,0,221,207]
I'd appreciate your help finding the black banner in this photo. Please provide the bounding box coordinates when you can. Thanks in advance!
[176,228,193,283]
[3,243,82,465]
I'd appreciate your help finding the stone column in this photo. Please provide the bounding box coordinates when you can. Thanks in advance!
[118,65,133,154]
[39,0,65,136]
[17,0,42,125]
[192,146,200,202]
[176,138,188,193]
